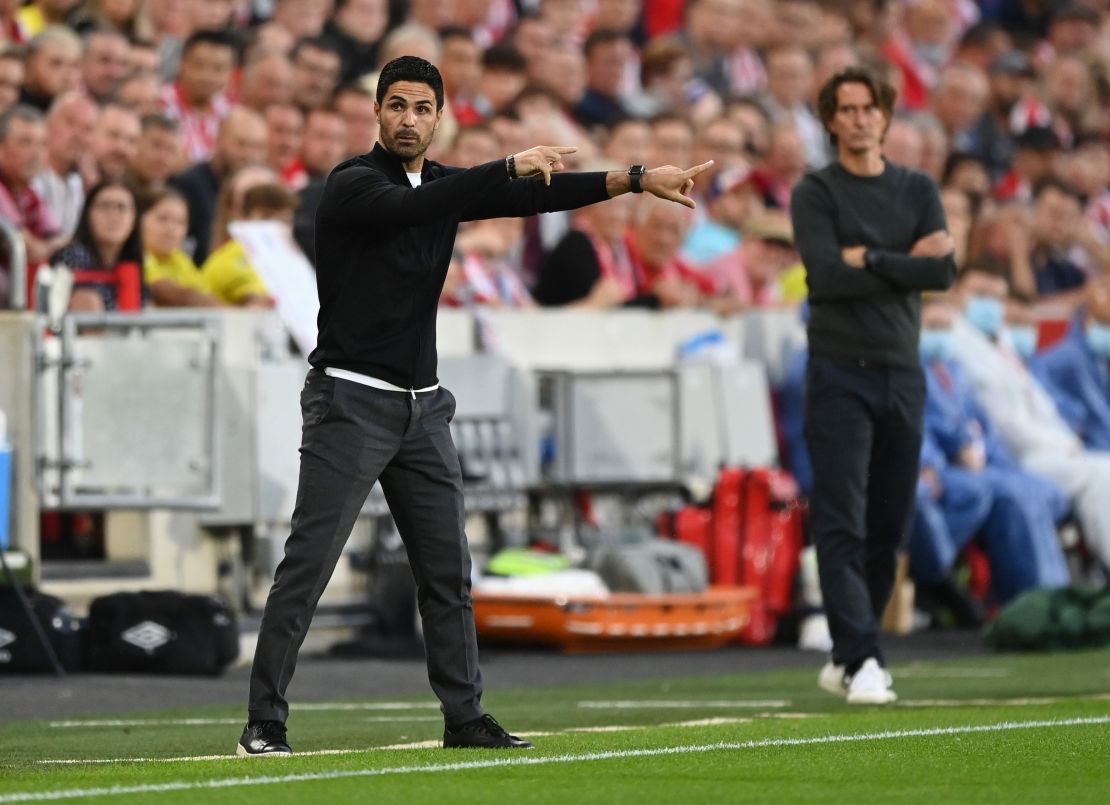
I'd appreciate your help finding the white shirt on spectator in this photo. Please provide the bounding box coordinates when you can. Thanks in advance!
[160,82,232,163]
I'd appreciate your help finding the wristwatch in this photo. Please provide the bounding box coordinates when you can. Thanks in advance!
[863,249,880,270]
[628,164,646,193]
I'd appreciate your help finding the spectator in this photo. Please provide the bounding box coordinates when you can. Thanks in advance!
[0,0,27,46]
[17,0,81,38]
[209,162,278,257]
[942,151,992,209]
[1032,279,1110,451]
[602,116,652,167]
[507,13,556,86]
[446,123,500,168]
[1044,54,1096,145]
[882,116,925,170]
[53,179,141,311]
[0,46,24,114]
[239,49,295,113]
[537,39,587,111]
[701,210,797,312]
[967,51,1035,181]
[626,194,708,308]
[71,0,142,36]
[940,185,974,270]
[950,21,1010,74]
[323,0,388,83]
[726,96,772,160]
[573,28,633,128]
[1046,2,1101,58]
[141,185,222,307]
[682,163,764,265]
[265,102,304,184]
[127,37,160,75]
[0,104,60,273]
[160,29,235,163]
[114,70,162,115]
[913,297,1069,609]
[648,111,694,173]
[1028,179,1109,306]
[476,43,528,118]
[182,0,236,39]
[334,82,376,157]
[679,0,765,100]
[127,113,182,196]
[443,217,533,307]
[760,121,807,209]
[270,0,330,41]
[761,44,826,168]
[290,35,343,111]
[33,91,97,242]
[20,26,81,111]
[297,105,347,184]
[635,35,720,123]
[375,22,441,69]
[169,106,267,262]
[89,102,140,183]
[534,183,637,308]
[950,267,1110,573]
[81,26,130,104]
[202,181,298,307]
[438,27,482,125]
[914,111,948,183]
[690,115,746,198]
[406,0,454,31]
[931,62,990,154]
[994,125,1061,203]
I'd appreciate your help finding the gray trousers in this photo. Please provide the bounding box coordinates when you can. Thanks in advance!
[248,368,484,728]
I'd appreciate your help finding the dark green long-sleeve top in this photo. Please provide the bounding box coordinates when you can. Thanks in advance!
[790,159,957,367]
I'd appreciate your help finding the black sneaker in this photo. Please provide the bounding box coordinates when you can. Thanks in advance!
[443,714,534,749]
[237,721,292,756]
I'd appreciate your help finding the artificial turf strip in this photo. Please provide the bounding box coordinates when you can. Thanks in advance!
[0,649,1108,803]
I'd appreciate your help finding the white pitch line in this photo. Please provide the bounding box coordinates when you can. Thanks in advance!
[48,716,442,729]
[901,693,1110,708]
[12,716,1110,802]
[895,668,1012,679]
[577,700,789,709]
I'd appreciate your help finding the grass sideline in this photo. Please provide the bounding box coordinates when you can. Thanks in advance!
[1,650,1108,803]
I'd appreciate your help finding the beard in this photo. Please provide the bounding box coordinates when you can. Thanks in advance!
[383,128,431,161]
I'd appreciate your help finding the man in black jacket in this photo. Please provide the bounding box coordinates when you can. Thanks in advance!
[239,56,711,756]
[790,66,956,705]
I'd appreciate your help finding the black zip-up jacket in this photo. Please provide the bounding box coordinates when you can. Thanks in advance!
[309,143,611,388]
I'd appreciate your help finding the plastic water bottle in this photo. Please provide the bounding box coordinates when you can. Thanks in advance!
[0,409,10,551]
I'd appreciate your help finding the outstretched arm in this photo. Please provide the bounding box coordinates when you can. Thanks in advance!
[460,147,713,221]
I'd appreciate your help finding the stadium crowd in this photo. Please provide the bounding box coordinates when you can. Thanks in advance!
[0,0,1108,617]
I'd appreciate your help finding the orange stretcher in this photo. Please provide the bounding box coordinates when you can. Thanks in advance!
[472,585,757,653]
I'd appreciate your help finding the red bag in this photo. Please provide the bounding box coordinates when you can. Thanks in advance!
[673,505,712,558]
[737,468,804,645]
[711,468,745,586]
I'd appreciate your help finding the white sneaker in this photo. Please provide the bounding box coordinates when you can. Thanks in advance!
[845,658,897,704]
[818,661,847,697]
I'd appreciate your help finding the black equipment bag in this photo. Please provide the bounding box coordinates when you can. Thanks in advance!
[88,591,238,675]
[0,586,85,673]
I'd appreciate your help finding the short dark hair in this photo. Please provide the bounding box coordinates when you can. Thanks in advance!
[182,29,239,59]
[438,25,474,44]
[584,28,628,58]
[140,113,178,134]
[481,43,527,73]
[376,56,445,109]
[291,35,343,63]
[0,104,44,141]
[1033,177,1081,203]
[243,182,299,216]
[816,65,897,146]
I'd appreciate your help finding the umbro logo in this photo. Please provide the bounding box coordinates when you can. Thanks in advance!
[0,628,15,649]
[121,621,173,654]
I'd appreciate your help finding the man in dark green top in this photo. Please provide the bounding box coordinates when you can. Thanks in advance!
[790,66,957,704]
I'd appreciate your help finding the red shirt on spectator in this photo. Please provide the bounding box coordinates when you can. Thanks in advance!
[0,173,58,241]
[625,230,715,298]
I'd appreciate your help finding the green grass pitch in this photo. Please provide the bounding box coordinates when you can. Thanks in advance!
[1,649,1109,803]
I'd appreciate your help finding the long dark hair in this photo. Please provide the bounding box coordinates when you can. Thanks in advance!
[70,180,143,267]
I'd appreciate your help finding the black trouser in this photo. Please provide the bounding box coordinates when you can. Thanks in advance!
[248,368,484,728]
[804,355,925,671]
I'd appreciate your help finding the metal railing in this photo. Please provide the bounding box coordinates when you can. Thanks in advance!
[0,216,28,310]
